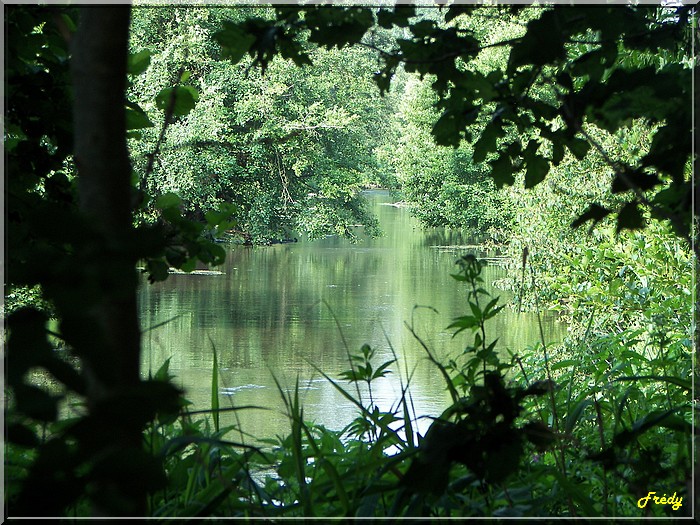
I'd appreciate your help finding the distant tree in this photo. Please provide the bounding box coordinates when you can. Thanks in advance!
[216,5,696,254]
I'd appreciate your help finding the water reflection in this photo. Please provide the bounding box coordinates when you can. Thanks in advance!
[140,190,565,440]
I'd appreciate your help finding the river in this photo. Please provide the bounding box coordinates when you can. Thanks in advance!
[139,190,565,440]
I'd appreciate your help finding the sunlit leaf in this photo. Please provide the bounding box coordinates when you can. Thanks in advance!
[127,49,151,76]
[156,86,199,117]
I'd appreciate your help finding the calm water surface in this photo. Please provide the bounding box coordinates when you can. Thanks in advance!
[139,191,566,439]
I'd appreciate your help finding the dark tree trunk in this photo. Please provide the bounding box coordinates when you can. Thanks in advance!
[72,6,140,393]
[71,6,146,516]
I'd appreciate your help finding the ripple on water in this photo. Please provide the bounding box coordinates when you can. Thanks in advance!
[221,384,266,395]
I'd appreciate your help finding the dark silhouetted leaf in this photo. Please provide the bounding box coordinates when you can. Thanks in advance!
[524,153,550,189]
[571,203,611,229]
[214,21,256,63]
[490,153,515,188]
[611,170,661,194]
[616,201,645,233]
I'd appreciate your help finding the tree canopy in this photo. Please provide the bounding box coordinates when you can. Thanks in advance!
[216,5,695,250]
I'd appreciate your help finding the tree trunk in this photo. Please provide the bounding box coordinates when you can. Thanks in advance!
[72,6,139,393]
[71,6,146,516]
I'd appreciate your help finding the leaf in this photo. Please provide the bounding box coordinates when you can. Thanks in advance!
[180,258,197,273]
[155,192,182,210]
[60,13,77,33]
[490,153,515,188]
[524,154,550,189]
[615,375,691,392]
[483,304,505,321]
[372,359,395,380]
[564,398,593,434]
[156,86,199,117]
[127,49,151,76]
[614,409,691,448]
[551,142,565,166]
[153,358,173,383]
[508,10,566,73]
[567,138,590,160]
[448,315,479,336]
[432,110,461,148]
[125,105,153,130]
[472,121,502,163]
[571,203,611,229]
[523,421,555,451]
[550,469,598,516]
[210,340,220,433]
[14,383,59,422]
[377,6,415,28]
[616,201,645,233]
[7,423,40,448]
[214,22,256,63]
[445,6,474,23]
[146,259,169,283]
[305,7,374,49]
[611,170,661,194]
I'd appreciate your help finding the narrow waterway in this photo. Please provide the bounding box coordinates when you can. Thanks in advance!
[139,190,566,440]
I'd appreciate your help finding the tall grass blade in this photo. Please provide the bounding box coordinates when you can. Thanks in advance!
[209,335,220,433]
[615,375,692,391]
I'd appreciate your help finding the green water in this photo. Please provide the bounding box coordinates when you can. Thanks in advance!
[139,190,566,439]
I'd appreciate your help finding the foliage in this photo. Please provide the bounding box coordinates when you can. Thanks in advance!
[386,76,514,238]
[220,5,694,251]
[127,7,392,244]
[5,4,695,519]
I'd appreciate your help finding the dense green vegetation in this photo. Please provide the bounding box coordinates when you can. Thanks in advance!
[5,4,695,519]
[128,7,393,244]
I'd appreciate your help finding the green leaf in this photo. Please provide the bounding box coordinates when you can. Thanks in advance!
[60,13,77,33]
[611,170,661,194]
[473,121,502,163]
[377,6,415,28]
[615,375,691,392]
[214,22,256,63]
[567,138,590,160]
[155,192,182,210]
[523,421,555,451]
[508,10,566,73]
[445,6,474,23]
[153,358,173,383]
[432,110,461,148]
[550,469,598,516]
[211,341,220,433]
[551,142,565,165]
[305,7,375,49]
[448,315,479,335]
[564,398,593,434]
[156,86,199,117]
[127,50,151,76]
[125,105,153,130]
[14,383,59,422]
[7,423,40,447]
[146,259,170,283]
